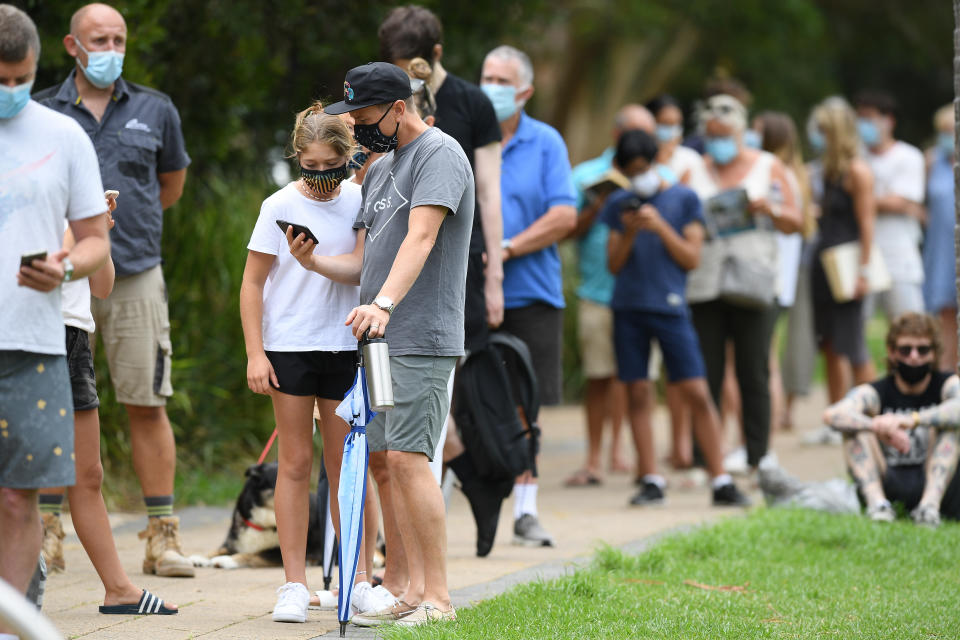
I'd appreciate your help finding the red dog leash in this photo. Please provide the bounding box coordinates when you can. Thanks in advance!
[257,428,278,465]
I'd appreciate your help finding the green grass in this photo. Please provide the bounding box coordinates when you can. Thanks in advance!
[382,509,960,640]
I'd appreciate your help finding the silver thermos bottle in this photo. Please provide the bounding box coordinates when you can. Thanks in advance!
[362,335,394,411]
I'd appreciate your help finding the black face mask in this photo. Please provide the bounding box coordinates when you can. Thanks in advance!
[353,105,399,153]
[347,150,369,170]
[300,163,347,194]
[895,360,933,384]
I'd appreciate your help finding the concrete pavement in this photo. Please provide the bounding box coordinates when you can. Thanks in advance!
[42,389,844,639]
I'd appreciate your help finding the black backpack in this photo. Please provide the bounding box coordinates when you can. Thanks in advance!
[452,331,541,482]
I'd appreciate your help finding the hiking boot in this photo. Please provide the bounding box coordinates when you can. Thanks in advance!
[461,480,505,557]
[272,582,309,623]
[352,599,417,627]
[629,482,665,506]
[396,602,457,626]
[911,503,941,529]
[712,482,752,507]
[40,512,65,574]
[512,514,555,547]
[138,516,195,577]
[867,502,895,522]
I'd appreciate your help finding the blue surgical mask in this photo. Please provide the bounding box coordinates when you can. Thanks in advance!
[938,131,954,156]
[0,80,33,119]
[705,136,739,165]
[743,129,762,149]
[808,127,825,154]
[656,124,681,143]
[75,39,124,89]
[481,83,519,122]
[858,118,879,148]
[631,168,661,198]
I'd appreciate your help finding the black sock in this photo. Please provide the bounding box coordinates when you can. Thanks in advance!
[38,494,64,516]
[144,495,174,518]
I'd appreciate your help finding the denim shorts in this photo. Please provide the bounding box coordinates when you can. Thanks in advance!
[66,325,99,411]
[366,355,457,460]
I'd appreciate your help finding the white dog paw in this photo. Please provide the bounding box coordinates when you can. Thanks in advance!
[210,555,240,569]
[189,554,212,567]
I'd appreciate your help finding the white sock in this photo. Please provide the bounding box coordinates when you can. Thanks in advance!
[643,474,666,489]
[521,483,538,518]
[711,473,733,489]
[0,634,20,640]
[513,483,526,520]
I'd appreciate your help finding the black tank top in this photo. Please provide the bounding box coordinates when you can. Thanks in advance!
[869,371,951,466]
[818,177,859,248]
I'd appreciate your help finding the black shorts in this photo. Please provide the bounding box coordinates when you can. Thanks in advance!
[878,464,960,520]
[265,350,357,399]
[500,303,563,405]
[65,325,99,411]
[464,250,489,353]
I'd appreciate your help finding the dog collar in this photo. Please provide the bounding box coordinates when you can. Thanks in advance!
[242,517,266,532]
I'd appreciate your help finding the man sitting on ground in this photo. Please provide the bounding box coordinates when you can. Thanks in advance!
[823,312,960,526]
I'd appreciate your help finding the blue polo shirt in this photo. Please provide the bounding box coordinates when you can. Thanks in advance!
[501,112,576,309]
[601,184,705,315]
[34,70,191,277]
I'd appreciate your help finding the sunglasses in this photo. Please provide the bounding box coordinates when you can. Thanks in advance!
[895,344,933,357]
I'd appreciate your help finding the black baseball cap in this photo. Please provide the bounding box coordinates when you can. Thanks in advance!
[323,62,415,115]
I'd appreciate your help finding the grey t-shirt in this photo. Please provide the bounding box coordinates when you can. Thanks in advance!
[355,127,475,356]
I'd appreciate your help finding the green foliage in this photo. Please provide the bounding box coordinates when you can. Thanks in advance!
[381,509,960,639]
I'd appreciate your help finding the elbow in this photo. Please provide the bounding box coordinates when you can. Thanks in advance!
[560,208,577,235]
[90,280,114,299]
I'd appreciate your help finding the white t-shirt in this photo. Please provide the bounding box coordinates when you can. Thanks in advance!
[867,140,925,283]
[0,101,106,355]
[61,222,96,333]
[247,181,361,351]
[667,144,713,197]
[776,168,804,307]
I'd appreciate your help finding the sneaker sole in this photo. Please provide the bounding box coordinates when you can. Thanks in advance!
[272,613,306,623]
[511,535,555,547]
[629,498,667,507]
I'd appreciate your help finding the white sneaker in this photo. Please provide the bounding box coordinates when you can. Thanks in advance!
[349,581,375,616]
[364,585,397,613]
[757,451,779,471]
[723,447,749,476]
[310,589,338,610]
[273,582,309,623]
[867,502,896,523]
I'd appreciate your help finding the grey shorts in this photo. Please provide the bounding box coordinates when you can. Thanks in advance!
[0,351,75,489]
[366,355,457,460]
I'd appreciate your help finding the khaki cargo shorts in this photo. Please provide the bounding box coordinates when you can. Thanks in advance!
[90,265,173,407]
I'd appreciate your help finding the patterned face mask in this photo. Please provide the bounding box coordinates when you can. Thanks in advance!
[300,162,347,194]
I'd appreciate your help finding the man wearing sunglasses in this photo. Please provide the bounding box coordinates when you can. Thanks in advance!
[823,313,960,527]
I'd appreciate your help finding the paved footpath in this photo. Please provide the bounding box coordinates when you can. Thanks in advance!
[44,390,844,639]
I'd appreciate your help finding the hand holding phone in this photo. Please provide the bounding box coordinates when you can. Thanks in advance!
[20,250,47,268]
[276,219,320,245]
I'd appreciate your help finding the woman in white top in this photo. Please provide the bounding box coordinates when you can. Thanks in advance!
[685,94,802,473]
[240,106,381,623]
[648,94,712,195]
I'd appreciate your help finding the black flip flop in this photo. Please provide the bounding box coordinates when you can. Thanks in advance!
[99,589,177,615]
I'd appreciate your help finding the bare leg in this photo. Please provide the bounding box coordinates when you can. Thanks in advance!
[369,451,407,597]
[769,344,785,436]
[68,407,172,607]
[939,308,959,374]
[721,341,742,434]
[582,377,610,477]
[626,380,656,477]
[386,450,450,609]
[272,392,315,587]
[823,343,851,404]
[665,384,692,468]
[0,488,41,595]
[919,430,960,509]
[673,379,726,478]
[608,380,630,472]
[843,432,887,508]
[441,420,465,461]
[126,405,176,497]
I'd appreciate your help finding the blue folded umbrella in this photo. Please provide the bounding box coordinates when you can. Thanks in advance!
[334,364,375,636]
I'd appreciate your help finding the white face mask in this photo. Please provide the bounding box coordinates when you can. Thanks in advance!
[631,168,660,198]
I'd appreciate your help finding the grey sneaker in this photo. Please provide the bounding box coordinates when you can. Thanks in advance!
[801,425,843,446]
[911,503,941,529]
[351,599,417,627]
[395,602,456,627]
[512,514,555,547]
[867,502,896,522]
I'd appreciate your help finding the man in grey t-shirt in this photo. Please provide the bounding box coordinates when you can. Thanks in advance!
[295,62,473,626]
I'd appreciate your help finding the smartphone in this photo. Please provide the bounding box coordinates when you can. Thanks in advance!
[20,250,47,268]
[276,220,320,245]
[619,196,643,212]
[104,189,120,199]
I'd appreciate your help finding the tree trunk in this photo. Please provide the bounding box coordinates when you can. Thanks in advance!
[954,0,960,374]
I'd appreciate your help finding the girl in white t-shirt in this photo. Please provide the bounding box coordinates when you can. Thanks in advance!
[240,106,374,622]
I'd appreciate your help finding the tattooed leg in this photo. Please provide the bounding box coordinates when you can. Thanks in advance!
[844,432,887,508]
[919,430,960,510]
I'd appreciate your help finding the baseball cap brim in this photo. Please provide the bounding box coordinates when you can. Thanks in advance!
[323,98,384,115]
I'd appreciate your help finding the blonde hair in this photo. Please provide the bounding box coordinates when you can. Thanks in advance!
[758,112,816,238]
[288,101,355,158]
[934,103,954,131]
[407,57,436,119]
[813,96,858,183]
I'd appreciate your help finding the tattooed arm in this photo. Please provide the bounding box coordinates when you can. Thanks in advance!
[822,384,881,433]
[914,375,960,430]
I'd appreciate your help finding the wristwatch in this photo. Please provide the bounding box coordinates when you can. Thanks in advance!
[501,238,514,259]
[372,295,395,315]
[62,256,75,283]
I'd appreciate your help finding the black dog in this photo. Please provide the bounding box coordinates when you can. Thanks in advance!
[191,462,326,569]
